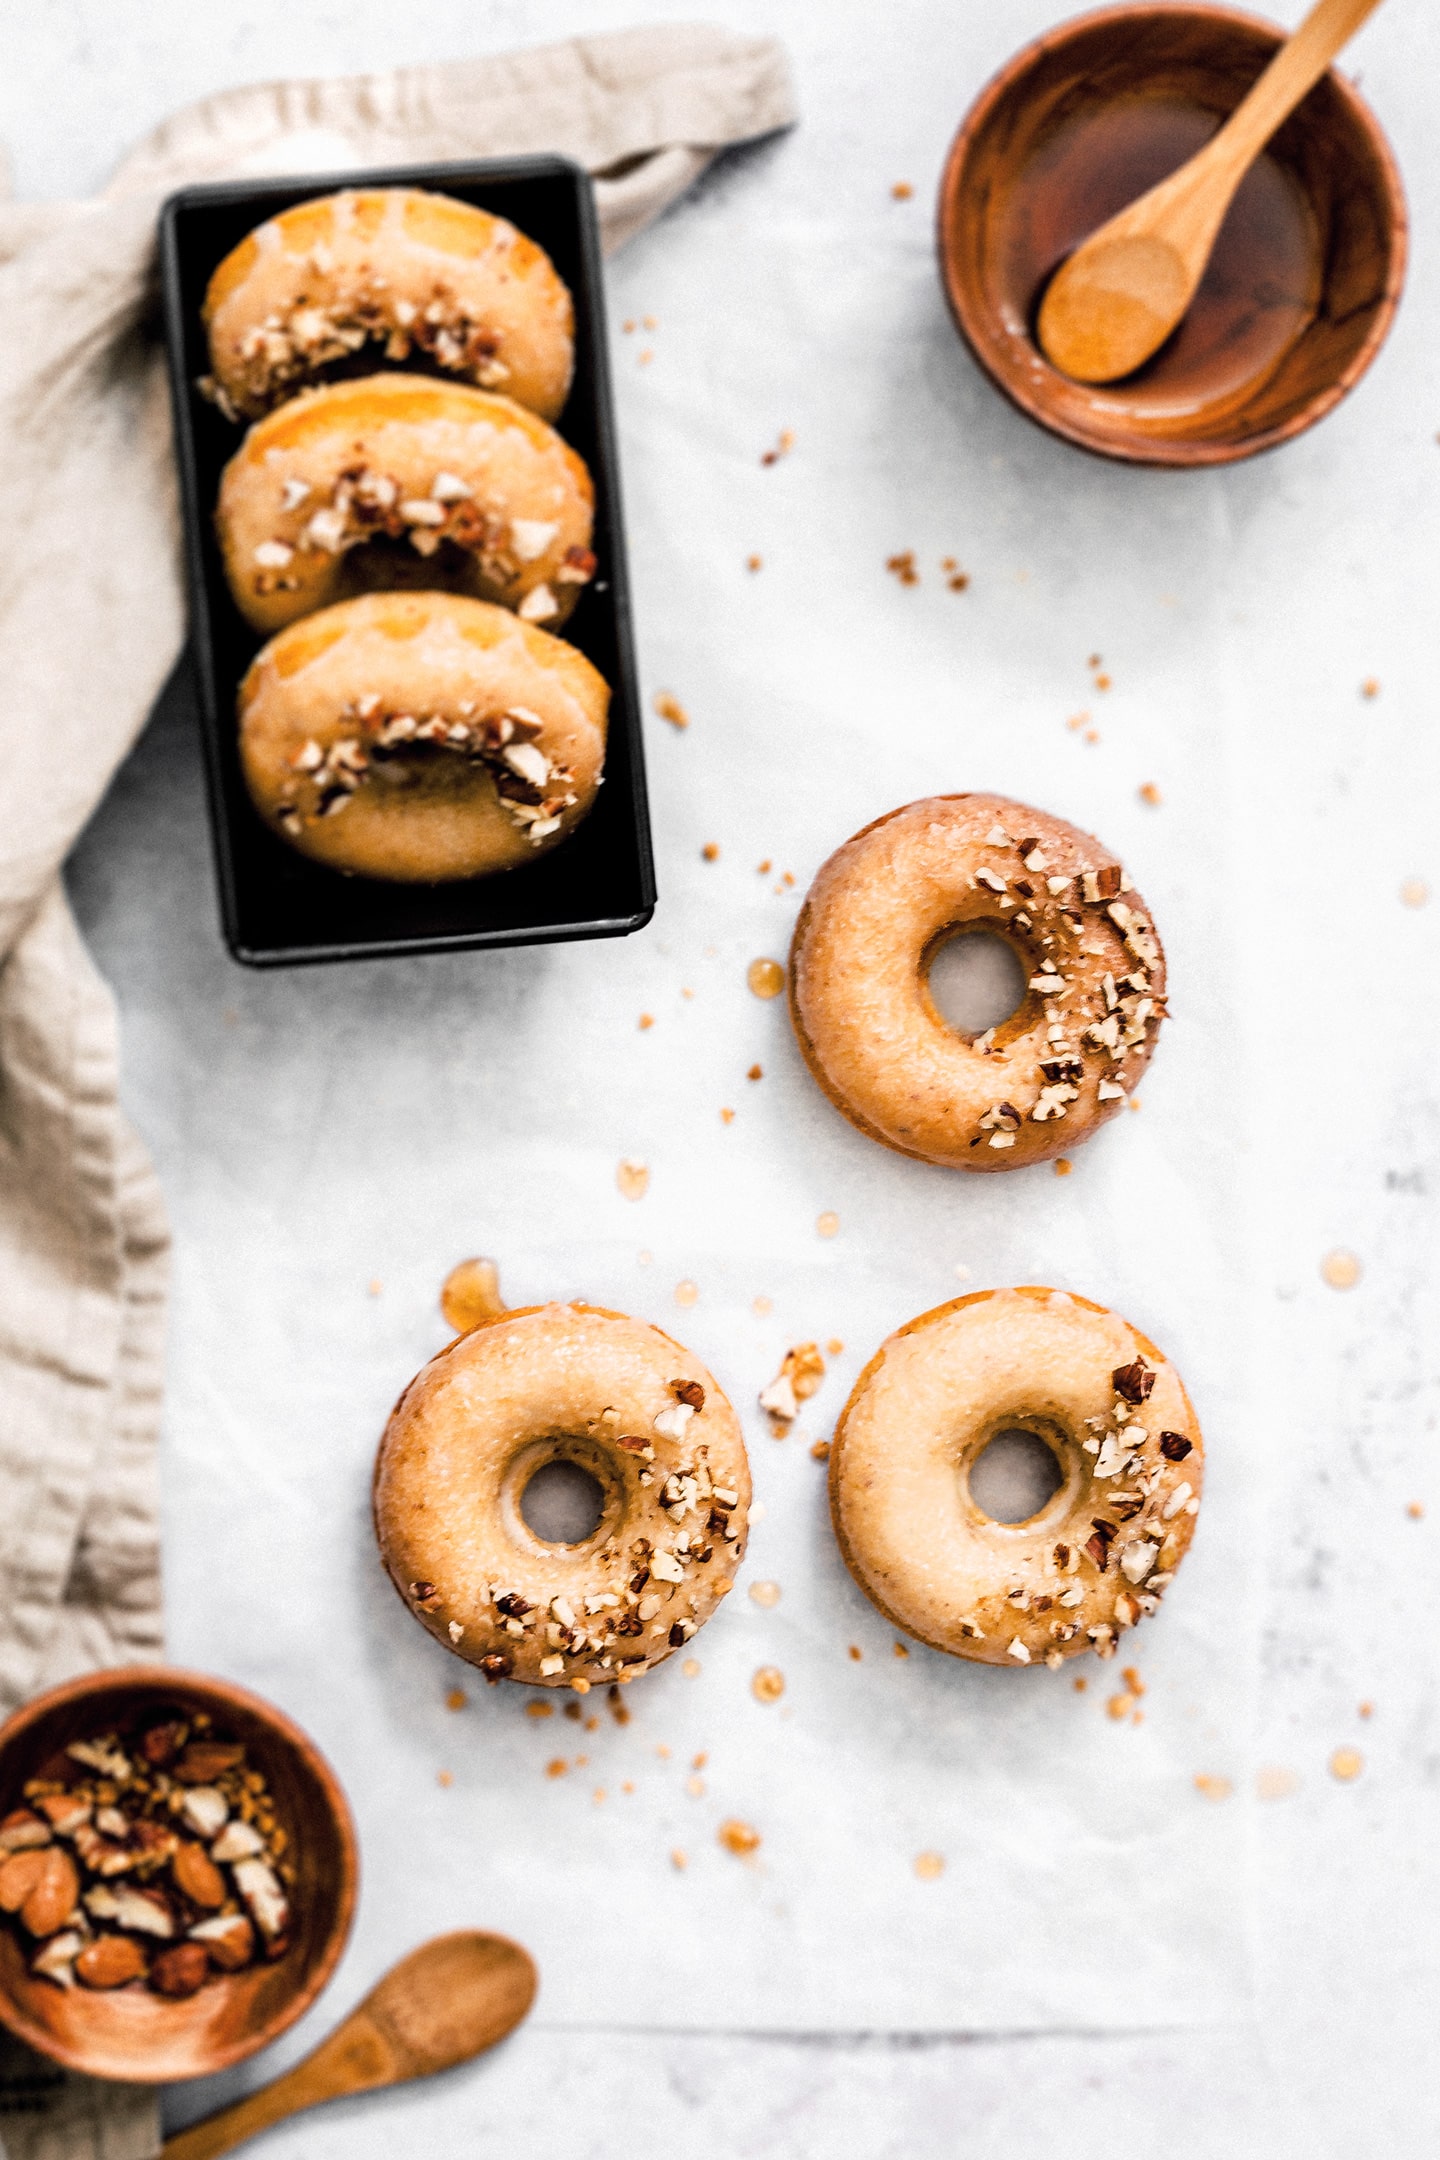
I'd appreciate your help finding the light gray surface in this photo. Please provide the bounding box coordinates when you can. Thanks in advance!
[5,0,1438,2150]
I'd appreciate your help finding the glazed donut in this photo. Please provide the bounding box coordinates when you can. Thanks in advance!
[202,187,574,421]
[216,375,596,636]
[373,1304,752,1688]
[239,592,608,881]
[829,1287,1203,1668]
[789,794,1166,1169]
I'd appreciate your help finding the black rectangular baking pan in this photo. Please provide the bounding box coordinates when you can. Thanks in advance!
[159,155,655,967]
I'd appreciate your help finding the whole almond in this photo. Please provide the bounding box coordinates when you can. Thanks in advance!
[149,1942,210,1998]
[21,1849,79,1938]
[172,1842,226,1910]
[76,1935,147,1990]
[0,1809,51,1853]
[0,1850,47,1914]
[174,1743,245,1785]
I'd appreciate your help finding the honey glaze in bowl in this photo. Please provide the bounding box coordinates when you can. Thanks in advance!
[939,3,1406,464]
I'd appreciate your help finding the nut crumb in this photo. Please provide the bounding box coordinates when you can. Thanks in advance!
[1401,877,1429,907]
[1138,782,1163,806]
[653,692,689,730]
[747,554,763,572]
[702,842,720,862]
[639,1013,654,1030]
[757,859,772,875]
[810,1439,831,1462]
[1406,1500,1425,1520]
[545,1759,568,1779]
[886,550,919,586]
[670,1848,687,1870]
[368,1277,382,1296]
[1193,1773,1233,1802]
[720,1108,736,1125]
[1054,1158,1072,1176]
[682,1658,701,1679]
[1330,1747,1364,1782]
[718,1818,761,1857]
[749,1580,781,1609]
[891,180,914,200]
[747,1063,763,1081]
[675,1279,699,1308]
[848,1645,863,1662]
[437,1770,453,1789]
[617,1158,650,1202]
[893,1640,909,1658]
[525,1701,553,1720]
[760,429,794,467]
[445,1689,467,1713]
[816,1211,840,1239]
[1361,677,1379,698]
[913,1850,944,1880]
[686,1776,705,1798]
[1321,1248,1361,1290]
[752,1666,785,1703]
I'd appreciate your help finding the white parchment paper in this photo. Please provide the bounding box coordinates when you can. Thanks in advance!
[68,43,1265,2033]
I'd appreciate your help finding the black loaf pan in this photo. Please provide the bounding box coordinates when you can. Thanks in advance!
[159,155,655,967]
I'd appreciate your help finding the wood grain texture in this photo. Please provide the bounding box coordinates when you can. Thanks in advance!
[938,1,1406,464]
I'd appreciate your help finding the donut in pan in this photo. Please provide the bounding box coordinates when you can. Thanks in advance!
[788,793,1167,1169]
[373,1304,752,1688]
[828,1287,1204,1668]
[238,591,608,881]
[202,186,574,422]
[216,375,596,636]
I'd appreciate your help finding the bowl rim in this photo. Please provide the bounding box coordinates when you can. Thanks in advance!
[936,0,1409,467]
[0,1663,359,2082]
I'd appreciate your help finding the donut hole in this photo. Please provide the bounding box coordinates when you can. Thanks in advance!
[925,930,1028,1037]
[968,1429,1064,1524]
[518,1459,606,1545]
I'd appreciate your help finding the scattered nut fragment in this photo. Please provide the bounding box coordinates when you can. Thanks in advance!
[1329,1747,1364,1782]
[211,1820,264,1864]
[816,1211,839,1239]
[760,429,794,467]
[913,1851,945,1880]
[702,842,720,862]
[682,1658,702,1679]
[759,1342,826,1424]
[440,1257,505,1333]
[752,1666,785,1704]
[747,957,785,999]
[717,1819,761,1857]
[653,692,689,730]
[891,180,914,199]
[1361,677,1379,698]
[30,1930,83,1988]
[0,1810,50,1855]
[1193,1773,1234,1802]
[810,1438,832,1462]
[674,1279,699,1308]
[748,1580,781,1609]
[1406,1500,1425,1520]
[616,1158,650,1201]
[886,550,919,586]
[747,553,763,572]
[1321,1249,1361,1290]
[670,1848,688,1870]
[1138,783,1163,806]
[180,1786,229,1841]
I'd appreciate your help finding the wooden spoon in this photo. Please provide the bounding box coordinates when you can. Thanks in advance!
[161,1932,538,2160]
[1037,0,1386,383]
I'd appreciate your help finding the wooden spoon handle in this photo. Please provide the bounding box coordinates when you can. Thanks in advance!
[1212,0,1386,169]
[161,2011,396,2160]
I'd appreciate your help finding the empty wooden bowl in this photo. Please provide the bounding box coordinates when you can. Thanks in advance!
[0,1667,357,2083]
[938,2,1406,464]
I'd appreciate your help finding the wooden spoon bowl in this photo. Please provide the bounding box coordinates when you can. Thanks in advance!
[938,2,1406,465]
[0,1667,357,2083]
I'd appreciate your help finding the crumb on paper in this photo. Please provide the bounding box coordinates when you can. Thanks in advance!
[1054,1158,1072,1177]
[718,1819,761,1857]
[848,1645,863,1662]
[1361,677,1379,698]
[1321,1248,1361,1290]
[721,1108,736,1125]
[1358,1701,1374,1719]
[525,1700,552,1719]
[1138,782,1163,806]
[593,1788,606,1805]
[1127,1096,1142,1113]
[1093,673,1112,692]
[368,1277,383,1296]
[886,550,919,586]
[682,1658,701,1679]
[747,957,785,999]
[1073,1677,1087,1693]
[643,315,658,331]
[1330,1747,1364,1782]
[702,842,720,862]
[760,1341,826,1425]
[752,1666,785,1703]
[622,319,636,333]
[1067,712,1089,731]
[445,1689,467,1713]
[757,858,772,875]
[1401,877,1429,907]
[1193,1773,1233,1802]
[671,1848,687,1870]
[760,429,795,467]
[546,1759,568,1779]
[753,1294,773,1317]
[947,571,970,592]
[749,1580,781,1609]
[913,1851,944,1880]
[1106,1691,1136,1721]
[816,1211,840,1239]
[894,1640,909,1659]
[617,1158,650,1202]
[1256,1765,1298,1801]
[1407,1500,1425,1520]
[675,1279,699,1308]
[686,1776,705,1798]
[748,1063,763,1081]
[653,692,689,730]
[891,180,914,200]
[1084,728,1100,745]
[638,349,654,366]
[810,1439,831,1463]
[747,553,763,572]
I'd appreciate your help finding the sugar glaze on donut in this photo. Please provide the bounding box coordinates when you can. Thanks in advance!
[789,793,1167,1169]
[373,1305,752,1688]
[216,374,595,636]
[203,187,574,422]
[829,1287,1204,1668]
[239,592,608,880]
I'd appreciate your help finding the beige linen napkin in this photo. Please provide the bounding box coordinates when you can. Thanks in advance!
[0,26,794,2155]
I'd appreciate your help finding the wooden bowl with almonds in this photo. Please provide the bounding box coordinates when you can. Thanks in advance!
[0,1666,356,2082]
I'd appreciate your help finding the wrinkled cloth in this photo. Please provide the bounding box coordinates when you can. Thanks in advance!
[0,26,795,2156]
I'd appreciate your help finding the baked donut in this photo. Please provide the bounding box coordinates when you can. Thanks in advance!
[202,186,574,421]
[373,1305,751,1688]
[216,375,596,636]
[829,1287,1203,1667]
[239,592,608,880]
[789,794,1166,1169]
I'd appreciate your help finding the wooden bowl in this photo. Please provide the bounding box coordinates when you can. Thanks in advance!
[938,3,1406,465]
[0,1667,357,2083]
